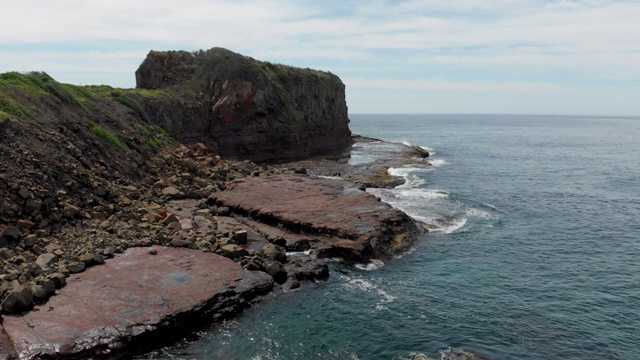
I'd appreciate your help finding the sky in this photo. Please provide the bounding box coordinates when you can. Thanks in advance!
[1,0,639,116]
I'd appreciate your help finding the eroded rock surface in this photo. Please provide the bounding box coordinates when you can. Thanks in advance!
[134,48,352,162]
[212,174,421,262]
[1,246,273,359]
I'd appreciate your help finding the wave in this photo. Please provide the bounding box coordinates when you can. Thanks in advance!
[354,259,385,271]
[428,159,447,167]
[341,275,397,310]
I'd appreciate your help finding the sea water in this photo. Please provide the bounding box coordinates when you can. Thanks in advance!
[141,115,640,359]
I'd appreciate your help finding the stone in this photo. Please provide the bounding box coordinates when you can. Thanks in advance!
[44,243,61,253]
[18,186,31,199]
[25,198,42,212]
[63,204,80,217]
[233,230,248,245]
[48,273,67,288]
[79,253,95,265]
[145,211,163,222]
[36,253,58,269]
[163,214,179,225]
[220,244,249,259]
[162,186,180,196]
[182,158,198,172]
[170,238,190,247]
[17,219,35,229]
[1,284,33,313]
[263,260,288,285]
[262,244,287,263]
[27,262,42,276]
[1,226,20,241]
[67,262,85,274]
[23,234,38,247]
[92,254,105,265]
[37,279,56,295]
[285,238,310,252]
[216,206,230,216]
[30,285,47,302]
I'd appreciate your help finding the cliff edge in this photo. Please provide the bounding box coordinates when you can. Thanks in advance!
[134,48,352,162]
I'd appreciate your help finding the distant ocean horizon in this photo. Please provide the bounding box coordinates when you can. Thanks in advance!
[141,114,640,360]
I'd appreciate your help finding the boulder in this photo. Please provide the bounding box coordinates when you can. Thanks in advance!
[1,226,20,241]
[36,253,58,269]
[1,284,33,313]
[220,244,248,259]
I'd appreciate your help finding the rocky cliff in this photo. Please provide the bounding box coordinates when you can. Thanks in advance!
[133,48,352,162]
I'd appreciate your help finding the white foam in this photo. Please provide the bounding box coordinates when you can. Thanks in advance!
[342,277,397,307]
[285,249,312,256]
[465,207,493,219]
[429,159,447,167]
[317,175,341,180]
[355,259,385,271]
[420,146,435,152]
[393,246,417,259]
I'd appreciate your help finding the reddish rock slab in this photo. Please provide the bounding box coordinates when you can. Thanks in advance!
[1,246,273,359]
[212,174,421,262]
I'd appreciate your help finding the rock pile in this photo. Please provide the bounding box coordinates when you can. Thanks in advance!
[0,138,329,314]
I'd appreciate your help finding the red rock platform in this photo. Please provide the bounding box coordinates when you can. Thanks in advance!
[0,246,273,359]
[212,174,420,262]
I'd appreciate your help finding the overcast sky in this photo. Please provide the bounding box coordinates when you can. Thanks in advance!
[1,0,639,115]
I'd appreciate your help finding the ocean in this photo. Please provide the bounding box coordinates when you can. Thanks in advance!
[140,114,640,359]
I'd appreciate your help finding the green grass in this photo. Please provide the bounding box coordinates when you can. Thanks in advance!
[155,125,177,143]
[0,71,79,105]
[110,89,148,120]
[0,94,29,117]
[135,123,153,137]
[85,119,124,148]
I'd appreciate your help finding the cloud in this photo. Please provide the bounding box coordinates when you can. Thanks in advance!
[1,0,638,114]
[344,77,570,94]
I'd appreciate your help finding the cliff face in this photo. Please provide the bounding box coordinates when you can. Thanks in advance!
[134,48,352,162]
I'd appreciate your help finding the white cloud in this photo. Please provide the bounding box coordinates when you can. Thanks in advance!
[344,77,569,94]
[1,0,639,113]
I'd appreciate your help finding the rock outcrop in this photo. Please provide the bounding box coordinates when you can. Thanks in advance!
[212,174,421,262]
[133,48,352,162]
[0,246,274,359]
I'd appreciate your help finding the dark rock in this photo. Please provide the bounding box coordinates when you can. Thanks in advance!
[233,230,248,245]
[134,47,352,162]
[285,254,329,281]
[1,226,20,241]
[1,284,33,313]
[67,261,85,274]
[262,244,287,263]
[48,272,66,288]
[220,244,248,259]
[263,260,288,285]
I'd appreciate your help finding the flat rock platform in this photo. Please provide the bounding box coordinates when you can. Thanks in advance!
[0,246,273,359]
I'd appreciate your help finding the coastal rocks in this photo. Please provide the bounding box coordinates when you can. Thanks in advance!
[134,47,352,162]
[0,246,273,359]
[213,174,421,263]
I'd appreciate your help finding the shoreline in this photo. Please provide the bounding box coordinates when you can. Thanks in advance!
[0,137,430,359]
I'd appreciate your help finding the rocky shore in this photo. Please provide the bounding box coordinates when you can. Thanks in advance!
[0,48,436,359]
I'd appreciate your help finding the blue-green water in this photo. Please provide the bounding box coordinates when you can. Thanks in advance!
[143,115,640,359]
